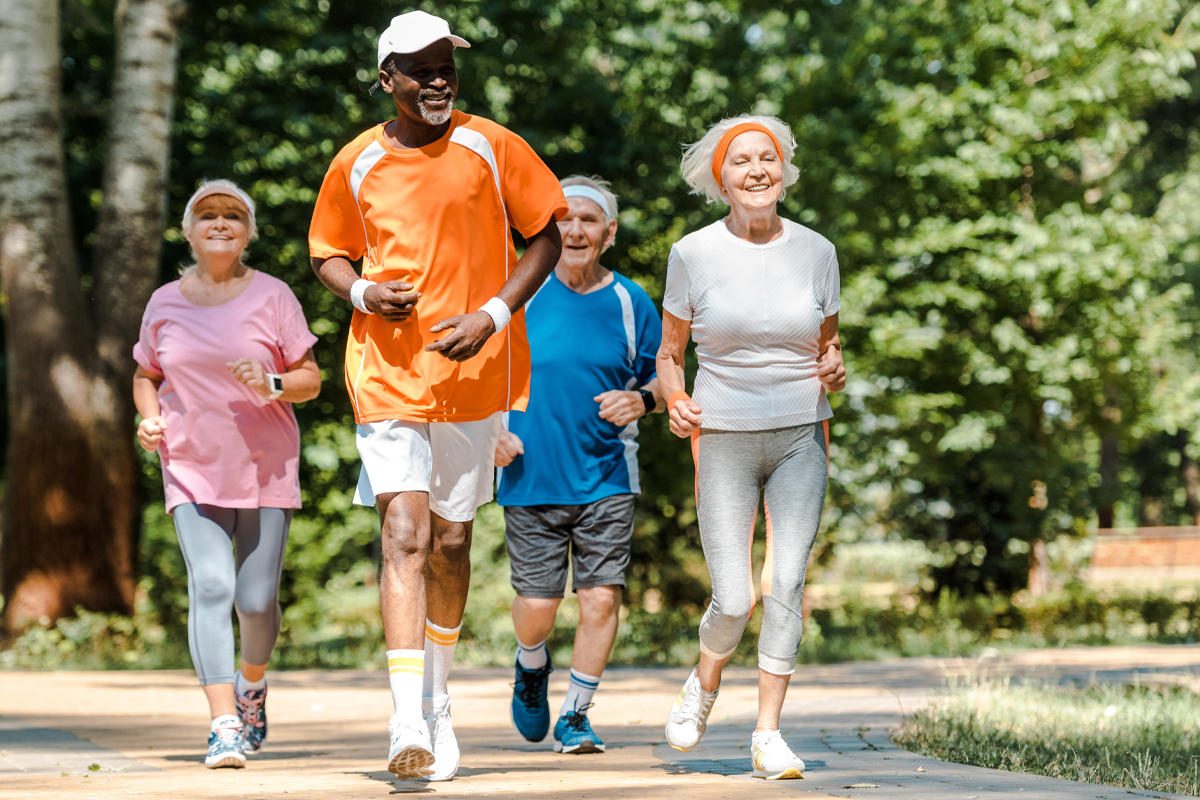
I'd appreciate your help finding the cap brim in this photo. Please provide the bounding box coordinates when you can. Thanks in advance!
[377,35,471,67]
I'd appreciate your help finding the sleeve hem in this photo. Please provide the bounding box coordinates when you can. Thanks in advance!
[133,347,163,377]
[283,332,319,367]
[515,200,569,241]
[309,247,357,260]
[824,302,841,317]
[662,300,693,321]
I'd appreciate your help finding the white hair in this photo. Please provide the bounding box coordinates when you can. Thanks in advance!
[560,175,619,220]
[680,115,800,205]
[179,179,257,275]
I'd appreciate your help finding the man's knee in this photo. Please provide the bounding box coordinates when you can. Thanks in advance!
[577,586,622,622]
[430,521,471,562]
[381,510,429,564]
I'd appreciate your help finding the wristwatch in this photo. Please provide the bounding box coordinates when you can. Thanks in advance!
[639,388,656,414]
[265,373,284,401]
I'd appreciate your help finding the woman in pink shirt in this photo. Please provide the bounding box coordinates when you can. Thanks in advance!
[132,180,321,769]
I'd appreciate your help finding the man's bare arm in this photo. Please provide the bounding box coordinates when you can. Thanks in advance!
[310,256,422,322]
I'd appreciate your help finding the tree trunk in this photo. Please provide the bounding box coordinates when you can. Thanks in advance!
[0,0,184,634]
[1097,433,1118,529]
[1174,429,1200,525]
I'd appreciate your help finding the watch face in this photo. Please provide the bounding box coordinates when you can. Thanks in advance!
[272,375,284,392]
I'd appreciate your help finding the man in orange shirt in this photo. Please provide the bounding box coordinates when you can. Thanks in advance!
[308,10,566,782]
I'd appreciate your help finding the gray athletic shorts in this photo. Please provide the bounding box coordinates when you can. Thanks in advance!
[503,494,635,598]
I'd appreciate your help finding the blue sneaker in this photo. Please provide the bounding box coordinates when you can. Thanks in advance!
[510,661,552,742]
[205,715,246,768]
[553,704,605,754]
[235,682,267,753]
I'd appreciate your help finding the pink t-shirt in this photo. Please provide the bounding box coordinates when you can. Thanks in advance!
[133,271,319,512]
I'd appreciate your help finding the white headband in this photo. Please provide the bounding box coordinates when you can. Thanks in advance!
[562,185,613,219]
[184,180,256,232]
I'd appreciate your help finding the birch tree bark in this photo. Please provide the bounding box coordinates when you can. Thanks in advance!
[0,0,185,634]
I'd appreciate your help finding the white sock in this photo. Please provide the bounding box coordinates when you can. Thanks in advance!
[211,713,241,730]
[423,619,460,714]
[560,668,601,716]
[387,649,424,721]
[516,637,548,670]
[235,671,266,695]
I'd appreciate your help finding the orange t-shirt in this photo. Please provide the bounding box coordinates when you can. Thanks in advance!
[309,111,568,423]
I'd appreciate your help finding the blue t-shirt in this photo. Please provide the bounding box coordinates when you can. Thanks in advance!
[497,271,662,507]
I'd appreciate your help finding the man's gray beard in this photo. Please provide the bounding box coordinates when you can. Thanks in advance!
[418,93,455,125]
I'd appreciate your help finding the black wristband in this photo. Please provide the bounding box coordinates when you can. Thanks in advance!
[639,389,655,414]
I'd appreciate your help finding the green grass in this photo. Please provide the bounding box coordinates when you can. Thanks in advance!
[894,678,1200,796]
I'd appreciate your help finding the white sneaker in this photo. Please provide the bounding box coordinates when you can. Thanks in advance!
[387,713,435,777]
[421,699,460,782]
[664,669,718,752]
[751,729,805,779]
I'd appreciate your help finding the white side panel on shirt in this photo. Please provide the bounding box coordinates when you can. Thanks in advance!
[448,125,512,407]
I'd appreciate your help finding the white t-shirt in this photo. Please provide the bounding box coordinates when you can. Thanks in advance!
[662,218,840,432]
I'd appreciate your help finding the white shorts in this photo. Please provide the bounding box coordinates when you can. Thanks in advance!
[353,414,504,523]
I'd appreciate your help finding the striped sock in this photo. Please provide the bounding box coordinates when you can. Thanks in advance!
[386,649,424,721]
[560,668,601,716]
[423,619,460,713]
[516,637,548,670]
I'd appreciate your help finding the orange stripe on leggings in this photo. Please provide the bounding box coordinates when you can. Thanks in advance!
[823,419,830,471]
[761,503,774,598]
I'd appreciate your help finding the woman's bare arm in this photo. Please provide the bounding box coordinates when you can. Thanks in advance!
[816,312,846,392]
[656,311,702,437]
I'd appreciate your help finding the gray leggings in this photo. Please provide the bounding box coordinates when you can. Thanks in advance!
[173,504,292,685]
[694,423,827,675]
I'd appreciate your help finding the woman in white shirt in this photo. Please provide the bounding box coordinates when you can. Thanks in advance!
[656,115,846,779]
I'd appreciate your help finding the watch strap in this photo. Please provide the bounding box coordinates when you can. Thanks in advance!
[266,373,284,400]
[639,388,655,414]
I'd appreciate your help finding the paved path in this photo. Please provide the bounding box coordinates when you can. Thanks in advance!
[1,645,1197,799]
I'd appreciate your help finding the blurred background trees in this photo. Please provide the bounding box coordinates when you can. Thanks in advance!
[2,0,1199,662]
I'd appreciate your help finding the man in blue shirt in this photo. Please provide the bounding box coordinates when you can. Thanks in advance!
[495,176,663,754]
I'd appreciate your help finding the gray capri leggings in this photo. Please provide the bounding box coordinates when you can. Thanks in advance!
[173,504,292,685]
[694,422,827,675]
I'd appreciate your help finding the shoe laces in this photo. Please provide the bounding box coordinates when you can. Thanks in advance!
[235,690,264,728]
[427,708,454,746]
[677,677,708,725]
[755,729,792,756]
[561,703,594,733]
[213,722,243,747]
[514,665,551,707]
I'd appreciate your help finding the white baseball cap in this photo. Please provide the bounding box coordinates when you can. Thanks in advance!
[377,11,470,68]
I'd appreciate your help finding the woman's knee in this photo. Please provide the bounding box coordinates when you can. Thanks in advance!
[234,587,279,621]
[190,567,235,608]
[706,594,754,627]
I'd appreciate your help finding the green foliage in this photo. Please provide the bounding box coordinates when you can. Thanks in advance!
[36,0,1200,661]
[895,679,1200,796]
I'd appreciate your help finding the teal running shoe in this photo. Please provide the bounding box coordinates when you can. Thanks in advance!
[553,704,604,754]
[205,716,246,769]
[235,683,267,753]
[510,661,552,742]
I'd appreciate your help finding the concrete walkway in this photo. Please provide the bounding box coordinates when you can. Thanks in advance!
[1,645,1197,799]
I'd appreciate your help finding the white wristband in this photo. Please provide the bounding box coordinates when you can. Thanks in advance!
[479,297,511,333]
[350,279,374,314]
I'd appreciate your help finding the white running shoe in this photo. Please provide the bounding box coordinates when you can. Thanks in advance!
[421,699,460,782]
[387,713,435,778]
[664,668,718,752]
[751,729,805,779]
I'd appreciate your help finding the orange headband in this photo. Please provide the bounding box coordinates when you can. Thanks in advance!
[711,122,784,190]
